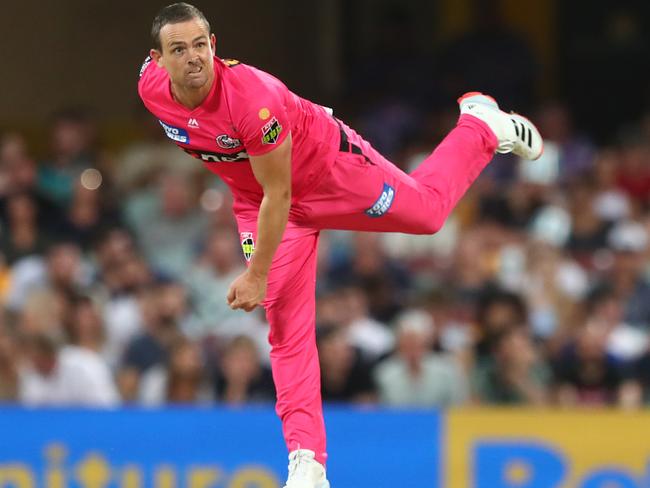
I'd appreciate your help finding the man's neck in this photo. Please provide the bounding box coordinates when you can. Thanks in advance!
[171,78,213,110]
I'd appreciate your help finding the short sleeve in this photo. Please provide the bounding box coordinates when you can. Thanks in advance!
[231,74,291,157]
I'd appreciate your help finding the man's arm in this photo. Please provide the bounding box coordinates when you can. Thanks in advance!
[227,133,292,312]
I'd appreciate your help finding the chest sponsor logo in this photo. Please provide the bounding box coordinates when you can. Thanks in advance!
[183,148,249,163]
[261,116,282,145]
[216,134,242,149]
[240,232,255,261]
[159,120,190,144]
[365,183,395,218]
[188,118,200,128]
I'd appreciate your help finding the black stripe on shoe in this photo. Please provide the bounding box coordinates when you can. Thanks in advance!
[511,119,520,137]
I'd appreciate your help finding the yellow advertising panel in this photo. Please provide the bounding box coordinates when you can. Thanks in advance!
[447,408,650,488]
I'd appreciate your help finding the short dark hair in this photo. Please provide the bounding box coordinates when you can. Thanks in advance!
[151,3,211,51]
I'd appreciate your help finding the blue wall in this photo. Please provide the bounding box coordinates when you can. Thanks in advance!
[0,406,441,488]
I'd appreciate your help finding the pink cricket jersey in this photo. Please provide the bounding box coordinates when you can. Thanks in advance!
[137,56,340,210]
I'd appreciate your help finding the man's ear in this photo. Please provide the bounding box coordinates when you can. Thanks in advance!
[150,49,163,67]
[210,33,217,54]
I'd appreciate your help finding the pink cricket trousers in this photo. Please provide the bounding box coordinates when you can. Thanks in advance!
[235,114,497,465]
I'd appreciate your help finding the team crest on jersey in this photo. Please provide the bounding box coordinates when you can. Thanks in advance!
[261,117,282,145]
[240,232,255,261]
[159,120,189,144]
[365,183,395,218]
[216,134,242,149]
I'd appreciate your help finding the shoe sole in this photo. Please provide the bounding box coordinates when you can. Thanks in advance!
[457,91,497,106]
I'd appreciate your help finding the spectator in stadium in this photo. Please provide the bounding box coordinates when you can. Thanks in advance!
[124,171,209,278]
[615,135,650,208]
[534,101,596,186]
[472,289,528,363]
[585,287,648,364]
[317,325,376,404]
[0,191,53,264]
[63,295,108,357]
[139,337,213,405]
[328,232,412,323]
[599,220,650,329]
[472,325,551,405]
[565,179,611,260]
[517,240,588,344]
[92,229,153,370]
[60,180,121,251]
[14,288,70,341]
[0,132,63,228]
[183,226,253,339]
[591,149,632,224]
[214,335,275,405]
[336,285,395,361]
[447,224,516,308]
[4,241,88,310]
[0,321,18,401]
[18,332,119,407]
[46,241,88,296]
[38,108,99,207]
[553,323,631,407]
[374,309,467,407]
[118,281,186,401]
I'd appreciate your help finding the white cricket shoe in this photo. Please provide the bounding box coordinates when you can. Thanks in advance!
[283,449,330,488]
[458,91,544,160]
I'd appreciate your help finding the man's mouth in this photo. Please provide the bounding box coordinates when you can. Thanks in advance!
[187,66,203,75]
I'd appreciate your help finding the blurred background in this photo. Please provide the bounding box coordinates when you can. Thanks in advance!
[1,0,650,486]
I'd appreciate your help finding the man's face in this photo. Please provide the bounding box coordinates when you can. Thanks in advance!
[151,18,215,90]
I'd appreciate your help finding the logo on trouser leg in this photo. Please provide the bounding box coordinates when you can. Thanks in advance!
[365,183,395,217]
[240,232,255,261]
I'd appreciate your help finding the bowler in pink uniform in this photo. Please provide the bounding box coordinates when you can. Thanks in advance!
[139,4,543,488]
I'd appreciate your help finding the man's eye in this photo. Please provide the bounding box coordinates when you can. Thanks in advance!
[196,42,206,48]
[174,47,184,54]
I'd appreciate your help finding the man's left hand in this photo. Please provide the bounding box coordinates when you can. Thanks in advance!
[226,270,267,312]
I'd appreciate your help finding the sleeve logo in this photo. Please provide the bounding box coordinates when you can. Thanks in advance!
[365,183,395,218]
[261,117,282,145]
[240,232,255,261]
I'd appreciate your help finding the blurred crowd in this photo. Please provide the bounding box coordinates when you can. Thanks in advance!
[0,91,649,410]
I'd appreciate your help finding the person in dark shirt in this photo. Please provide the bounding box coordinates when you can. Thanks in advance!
[553,324,627,406]
[213,335,275,404]
[316,325,376,404]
